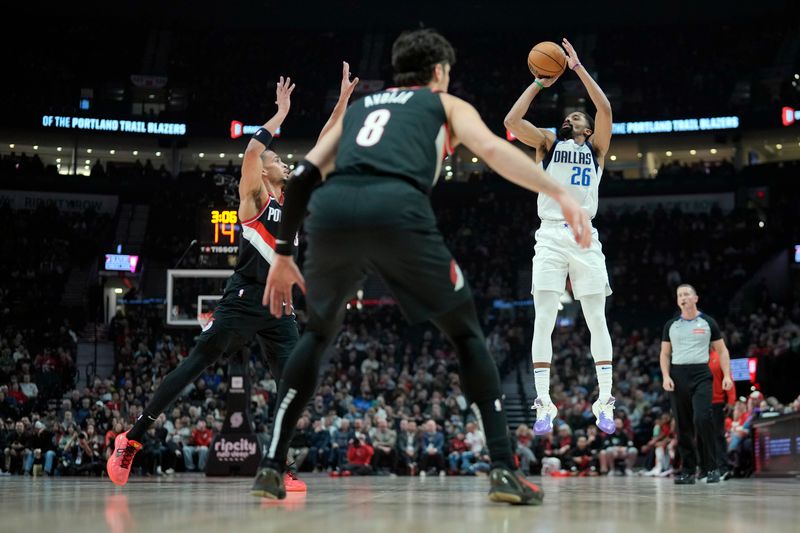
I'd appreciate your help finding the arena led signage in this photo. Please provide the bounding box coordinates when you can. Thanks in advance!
[105,254,139,272]
[782,107,800,127]
[230,120,280,139]
[41,115,187,136]
[611,116,739,135]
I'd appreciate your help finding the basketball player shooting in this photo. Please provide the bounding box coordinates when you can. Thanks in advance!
[504,38,615,435]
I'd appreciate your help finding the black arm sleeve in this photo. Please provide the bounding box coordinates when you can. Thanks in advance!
[274,160,322,256]
[252,128,273,149]
[705,314,723,341]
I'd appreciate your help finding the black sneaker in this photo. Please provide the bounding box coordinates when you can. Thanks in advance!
[705,469,720,484]
[251,467,285,500]
[720,469,732,481]
[488,467,545,506]
[674,472,696,485]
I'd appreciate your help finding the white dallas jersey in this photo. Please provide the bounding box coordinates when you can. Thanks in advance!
[537,139,602,221]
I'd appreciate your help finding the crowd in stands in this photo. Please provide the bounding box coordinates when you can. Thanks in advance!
[1,160,799,479]
[2,290,798,478]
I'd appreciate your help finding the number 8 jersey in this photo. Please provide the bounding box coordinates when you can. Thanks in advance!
[537,139,602,221]
[329,87,454,193]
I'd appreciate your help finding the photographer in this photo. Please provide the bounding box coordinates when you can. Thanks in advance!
[340,433,374,476]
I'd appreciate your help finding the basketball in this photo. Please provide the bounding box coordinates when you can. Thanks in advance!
[527,41,567,78]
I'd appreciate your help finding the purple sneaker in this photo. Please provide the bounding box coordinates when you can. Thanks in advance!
[531,398,558,435]
[592,396,616,434]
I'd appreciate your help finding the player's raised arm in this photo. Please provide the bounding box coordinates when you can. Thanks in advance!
[263,114,345,314]
[317,62,359,143]
[503,77,558,159]
[562,38,612,160]
[240,76,295,205]
[442,93,590,249]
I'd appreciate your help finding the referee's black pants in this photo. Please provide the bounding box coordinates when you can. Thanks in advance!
[670,364,715,474]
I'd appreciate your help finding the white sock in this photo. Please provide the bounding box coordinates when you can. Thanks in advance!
[533,367,551,404]
[596,363,613,402]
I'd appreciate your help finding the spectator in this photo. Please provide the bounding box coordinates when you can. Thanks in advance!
[184,420,212,472]
[288,417,311,471]
[308,419,331,472]
[599,419,637,476]
[340,433,374,476]
[329,418,353,472]
[514,424,537,475]
[370,418,396,474]
[419,420,445,476]
[396,419,420,476]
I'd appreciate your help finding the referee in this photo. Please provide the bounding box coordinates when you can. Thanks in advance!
[660,284,732,484]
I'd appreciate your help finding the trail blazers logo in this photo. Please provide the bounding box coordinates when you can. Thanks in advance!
[450,260,464,291]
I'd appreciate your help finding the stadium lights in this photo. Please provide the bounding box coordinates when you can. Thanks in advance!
[665,151,673,157]
[609,155,617,161]
[85,160,91,165]
[238,153,243,158]
[8,144,14,149]
[445,165,452,171]
[219,153,225,158]
[795,74,799,80]
[132,150,138,156]
[33,145,38,150]
[155,151,161,157]
[110,149,116,155]
[56,158,61,163]
[57,146,62,151]
[87,148,93,154]
[690,149,697,155]
[710,148,718,154]
[758,221,765,228]
[289,164,295,170]
[776,144,783,150]
[114,288,123,294]
[471,157,479,163]
[287,153,293,159]
[199,153,205,158]
[636,152,642,158]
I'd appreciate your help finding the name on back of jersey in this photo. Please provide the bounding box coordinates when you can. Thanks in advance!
[364,91,415,108]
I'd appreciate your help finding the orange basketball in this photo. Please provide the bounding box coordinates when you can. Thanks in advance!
[527,41,567,78]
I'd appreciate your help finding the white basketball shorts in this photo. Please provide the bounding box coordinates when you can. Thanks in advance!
[531,220,612,299]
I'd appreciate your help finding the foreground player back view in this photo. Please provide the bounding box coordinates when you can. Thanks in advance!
[252,28,592,505]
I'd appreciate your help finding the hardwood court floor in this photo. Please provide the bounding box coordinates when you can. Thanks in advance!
[0,474,797,533]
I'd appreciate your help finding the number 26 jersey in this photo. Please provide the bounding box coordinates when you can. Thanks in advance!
[537,138,602,221]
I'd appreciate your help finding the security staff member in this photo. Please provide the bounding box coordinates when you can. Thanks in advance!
[660,284,732,484]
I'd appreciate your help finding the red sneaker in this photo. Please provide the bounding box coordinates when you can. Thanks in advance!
[106,432,142,486]
[341,470,352,477]
[284,471,307,492]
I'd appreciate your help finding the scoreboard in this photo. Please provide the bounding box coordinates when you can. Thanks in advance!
[199,208,240,254]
